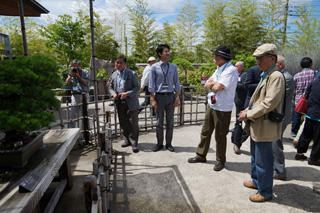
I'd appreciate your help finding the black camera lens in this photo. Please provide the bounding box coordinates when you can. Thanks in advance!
[72,67,78,73]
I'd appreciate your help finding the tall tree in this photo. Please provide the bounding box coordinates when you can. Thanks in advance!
[127,0,156,62]
[1,17,48,57]
[154,21,178,61]
[41,15,87,66]
[202,0,230,51]
[175,2,201,62]
[261,0,285,46]
[288,4,320,49]
[228,0,266,55]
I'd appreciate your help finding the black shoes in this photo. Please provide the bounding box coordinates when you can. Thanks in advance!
[295,154,307,160]
[213,162,225,171]
[308,159,320,166]
[121,139,132,147]
[165,144,174,152]
[188,156,207,163]
[153,144,164,152]
[132,143,139,153]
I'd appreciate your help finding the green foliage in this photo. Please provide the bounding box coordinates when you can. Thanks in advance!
[175,3,201,62]
[228,0,266,55]
[177,63,215,92]
[96,69,108,79]
[288,4,320,49]
[0,56,62,140]
[1,17,49,57]
[126,56,139,71]
[41,15,87,66]
[127,0,156,63]
[231,53,256,70]
[261,0,285,46]
[202,0,230,51]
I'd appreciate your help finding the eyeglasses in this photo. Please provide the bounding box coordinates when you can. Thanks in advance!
[255,56,266,62]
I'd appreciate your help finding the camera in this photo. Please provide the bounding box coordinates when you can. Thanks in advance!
[72,67,79,73]
[211,94,216,104]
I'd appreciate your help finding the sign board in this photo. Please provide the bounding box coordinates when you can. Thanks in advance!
[19,172,41,193]
[201,77,209,87]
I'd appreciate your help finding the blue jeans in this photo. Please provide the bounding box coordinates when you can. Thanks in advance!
[250,138,274,197]
[291,110,303,134]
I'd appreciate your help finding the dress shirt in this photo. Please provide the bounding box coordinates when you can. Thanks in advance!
[115,68,126,93]
[140,64,151,88]
[207,62,238,111]
[294,68,315,105]
[149,61,181,93]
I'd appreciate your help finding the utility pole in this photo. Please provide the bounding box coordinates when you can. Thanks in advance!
[283,0,289,45]
[124,23,128,56]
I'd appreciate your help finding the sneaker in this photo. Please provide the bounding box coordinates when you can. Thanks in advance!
[121,139,132,147]
[295,153,307,160]
[291,132,297,138]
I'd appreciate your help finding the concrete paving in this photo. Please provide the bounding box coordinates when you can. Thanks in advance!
[54,111,320,213]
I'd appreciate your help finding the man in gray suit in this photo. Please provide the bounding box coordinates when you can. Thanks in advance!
[109,55,140,153]
[273,55,295,180]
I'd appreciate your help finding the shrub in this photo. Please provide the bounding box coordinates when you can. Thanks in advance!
[0,55,62,144]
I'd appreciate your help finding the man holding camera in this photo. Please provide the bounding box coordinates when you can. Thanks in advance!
[66,59,90,129]
[109,55,140,153]
[238,44,285,202]
[188,45,238,172]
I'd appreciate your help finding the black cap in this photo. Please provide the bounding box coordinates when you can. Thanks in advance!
[214,45,232,59]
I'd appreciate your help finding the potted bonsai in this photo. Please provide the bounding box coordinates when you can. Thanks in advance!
[0,55,62,167]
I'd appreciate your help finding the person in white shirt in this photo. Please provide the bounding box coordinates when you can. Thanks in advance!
[138,57,157,114]
[188,45,238,172]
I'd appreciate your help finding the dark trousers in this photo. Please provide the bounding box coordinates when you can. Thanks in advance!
[297,118,320,161]
[155,93,175,146]
[196,107,231,163]
[291,110,303,134]
[138,86,151,114]
[116,100,139,143]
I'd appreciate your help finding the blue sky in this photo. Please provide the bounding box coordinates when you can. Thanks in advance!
[34,0,319,32]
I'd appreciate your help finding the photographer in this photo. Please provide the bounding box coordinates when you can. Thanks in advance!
[66,59,90,129]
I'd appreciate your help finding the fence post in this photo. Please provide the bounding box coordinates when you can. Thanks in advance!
[100,172,108,213]
[82,93,90,144]
[180,87,185,125]
[83,175,97,213]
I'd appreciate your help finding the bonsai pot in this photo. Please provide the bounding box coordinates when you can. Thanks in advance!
[0,131,46,168]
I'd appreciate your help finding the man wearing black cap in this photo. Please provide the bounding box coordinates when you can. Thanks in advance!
[188,45,238,171]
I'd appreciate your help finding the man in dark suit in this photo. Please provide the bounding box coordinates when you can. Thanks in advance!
[231,61,247,154]
[109,55,140,153]
[244,65,262,108]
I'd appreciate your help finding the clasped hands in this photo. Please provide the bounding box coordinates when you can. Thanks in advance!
[238,109,248,121]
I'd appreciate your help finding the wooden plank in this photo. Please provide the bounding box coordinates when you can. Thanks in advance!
[43,179,67,213]
[58,156,73,190]
[0,129,80,213]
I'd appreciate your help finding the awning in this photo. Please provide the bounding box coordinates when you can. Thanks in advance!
[0,0,49,17]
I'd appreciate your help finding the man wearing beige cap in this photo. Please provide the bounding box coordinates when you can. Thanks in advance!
[238,44,285,202]
[138,56,157,114]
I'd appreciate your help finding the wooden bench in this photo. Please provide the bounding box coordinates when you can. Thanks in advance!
[0,129,80,213]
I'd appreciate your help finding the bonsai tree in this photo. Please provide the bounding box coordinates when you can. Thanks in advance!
[0,55,62,149]
[172,58,195,86]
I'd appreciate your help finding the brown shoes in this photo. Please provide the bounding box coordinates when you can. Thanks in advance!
[249,193,272,202]
[188,156,207,163]
[243,180,258,189]
[273,174,287,180]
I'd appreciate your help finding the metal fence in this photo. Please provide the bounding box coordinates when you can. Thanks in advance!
[51,87,208,144]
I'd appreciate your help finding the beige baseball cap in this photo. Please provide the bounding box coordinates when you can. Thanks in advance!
[253,43,277,57]
[148,57,156,62]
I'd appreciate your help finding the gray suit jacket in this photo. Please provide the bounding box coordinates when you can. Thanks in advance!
[282,69,295,128]
[109,68,140,111]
